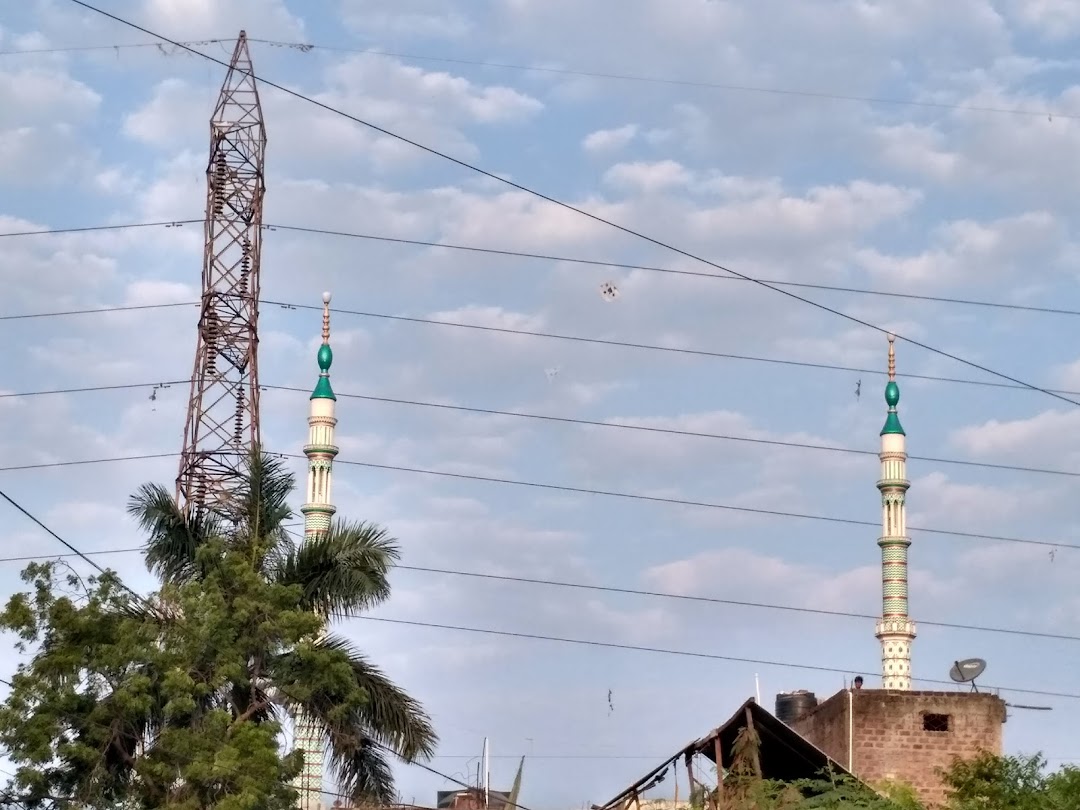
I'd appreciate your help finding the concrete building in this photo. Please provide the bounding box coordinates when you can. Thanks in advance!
[784,336,1006,808]
[791,690,1006,806]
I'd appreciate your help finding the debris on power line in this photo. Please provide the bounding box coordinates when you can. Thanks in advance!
[600,281,620,301]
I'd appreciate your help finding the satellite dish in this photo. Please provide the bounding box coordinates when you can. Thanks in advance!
[949,658,986,682]
[949,658,987,691]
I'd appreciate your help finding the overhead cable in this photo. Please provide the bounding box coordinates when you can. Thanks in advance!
[4,220,1080,319]
[62,2,1080,408]
[354,616,1080,701]
[0,380,1077,479]
[2,541,1076,645]
[2,37,1073,122]
[2,295,1077,399]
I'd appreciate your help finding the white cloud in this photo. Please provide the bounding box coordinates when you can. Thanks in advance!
[950,409,1080,463]
[1006,0,1080,39]
[0,67,100,122]
[139,0,305,39]
[340,0,473,39]
[582,124,639,153]
[875,122,963,181]
[603,160,692,193]
[123,78,205,147]
[853,211,1064,288]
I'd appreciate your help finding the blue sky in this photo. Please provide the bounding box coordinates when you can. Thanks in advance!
[3,0,1080,807]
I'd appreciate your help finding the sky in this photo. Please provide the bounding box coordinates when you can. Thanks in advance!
[3,0,1080,807]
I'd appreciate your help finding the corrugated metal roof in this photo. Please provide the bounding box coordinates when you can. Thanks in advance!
[594,698,856,810]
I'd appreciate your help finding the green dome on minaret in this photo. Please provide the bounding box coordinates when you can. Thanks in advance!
[317,343,333,373]
[310,291,336,401]
[880,335,904,436]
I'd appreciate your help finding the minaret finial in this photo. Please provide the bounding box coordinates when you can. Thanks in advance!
[887,333,896,381]
[321,291,331,345]
[311,292,335,401]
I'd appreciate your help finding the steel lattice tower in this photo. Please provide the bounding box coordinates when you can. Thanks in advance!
[177,31,266,519]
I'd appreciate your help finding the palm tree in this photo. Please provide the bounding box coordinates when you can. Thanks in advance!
[126,449,438,803]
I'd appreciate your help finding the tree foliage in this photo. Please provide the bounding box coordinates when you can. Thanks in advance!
[0,450,437,809]
[939,751,1080,810]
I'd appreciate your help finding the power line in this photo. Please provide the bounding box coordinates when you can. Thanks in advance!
[0,219,200,238]
[0,487,121,582]
[314,455,1080,551]
[0,447,1076,549]
[1,379,1078,480]
[4,294,1078,399]
[392,564,1080,644]
[1,459,1075,736]
[2,543,1076,644]
[0,381,187,398]
[2,37,1073,123]
[269,384,1080,480]
[0,527,1075,706]
[0,302,1068,403]
[62,3,1080,409]
[354,616,1080,701]
[0,40,232,56]
[0,454,178,473]
[6,220,1080,319]
[269,223,1080,318]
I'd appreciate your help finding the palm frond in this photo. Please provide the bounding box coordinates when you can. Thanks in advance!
[232,448,296,564]
[312,634,437,762]
[272,522,399,618]
[328,737,396,805]
[127,483,217,584]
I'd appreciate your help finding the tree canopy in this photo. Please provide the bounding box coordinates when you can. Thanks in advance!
[0,450,436,809]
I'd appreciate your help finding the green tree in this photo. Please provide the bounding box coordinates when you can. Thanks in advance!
[0,450,437,808]
[939,752,1080,810]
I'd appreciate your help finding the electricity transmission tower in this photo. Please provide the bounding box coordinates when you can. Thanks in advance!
[177,31,266,520]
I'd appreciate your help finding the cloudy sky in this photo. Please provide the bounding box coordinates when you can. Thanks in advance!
[4,0,1080,806]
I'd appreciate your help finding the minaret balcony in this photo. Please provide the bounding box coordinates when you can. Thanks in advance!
[303,443,339,456]
[876,477,909,489]
[875,617,916,637]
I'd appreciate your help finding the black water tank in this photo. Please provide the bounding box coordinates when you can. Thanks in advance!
[775,690,818,725]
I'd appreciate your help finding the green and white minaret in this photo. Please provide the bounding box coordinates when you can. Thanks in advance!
[874,334,916,690]
[294,291,338,810]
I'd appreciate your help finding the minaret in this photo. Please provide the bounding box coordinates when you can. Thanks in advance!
[294,291,338,810]
[874,334,916,690]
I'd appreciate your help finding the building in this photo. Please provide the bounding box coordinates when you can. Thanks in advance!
[594,697,862,810]
[783,336,1006,808]
[790,690,1006,806]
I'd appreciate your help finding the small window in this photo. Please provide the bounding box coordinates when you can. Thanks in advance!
[923,713,950,732]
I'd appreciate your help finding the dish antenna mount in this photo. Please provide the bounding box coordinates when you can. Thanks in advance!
[949,658,987,692]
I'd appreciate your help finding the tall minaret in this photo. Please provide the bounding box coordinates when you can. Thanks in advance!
[874,334,916,690]
[294,291,338,810]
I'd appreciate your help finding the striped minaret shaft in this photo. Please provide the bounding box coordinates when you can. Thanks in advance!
[294,292,338,810]
[874,334,916,690]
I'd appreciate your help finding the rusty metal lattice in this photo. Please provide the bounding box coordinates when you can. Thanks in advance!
[176,31,266,521]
